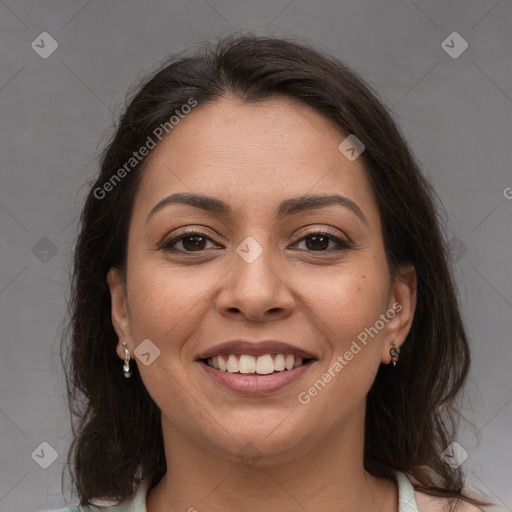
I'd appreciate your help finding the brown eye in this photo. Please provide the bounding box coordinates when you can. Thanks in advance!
[160,229,352,254]
[161,230,219,253]
[293,232,352,252]
[305,234,330,251]
[180,235,207,251]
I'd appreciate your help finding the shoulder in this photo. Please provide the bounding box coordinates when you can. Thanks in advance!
[414,490,485,512]
[395,471,486,512]
[39,479,150,512]
[38,501,132,512]
[39,507,83,512]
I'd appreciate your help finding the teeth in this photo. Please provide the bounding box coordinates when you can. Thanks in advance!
[207,354,307,374]
[227,354,239,373]
[239,354,256,374]
[274,353,285,371]
[256,354,274,375]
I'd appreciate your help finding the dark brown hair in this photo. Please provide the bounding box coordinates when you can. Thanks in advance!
[61,34,492,511]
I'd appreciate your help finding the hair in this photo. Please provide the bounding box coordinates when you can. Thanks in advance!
[61,33,492,511]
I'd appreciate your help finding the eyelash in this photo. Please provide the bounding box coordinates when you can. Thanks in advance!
[159,229,353,254]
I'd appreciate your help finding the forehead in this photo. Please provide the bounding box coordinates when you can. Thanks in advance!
[133,96,379,229]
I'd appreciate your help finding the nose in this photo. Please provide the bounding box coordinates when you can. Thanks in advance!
[216,242,295,322]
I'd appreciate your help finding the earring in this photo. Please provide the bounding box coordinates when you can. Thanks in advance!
[122,342,132,378]
[390,342,400,367]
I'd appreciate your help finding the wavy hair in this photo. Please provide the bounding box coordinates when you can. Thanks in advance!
[61,34,492,511]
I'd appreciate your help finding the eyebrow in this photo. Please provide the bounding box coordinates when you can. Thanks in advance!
[146,192,368,226]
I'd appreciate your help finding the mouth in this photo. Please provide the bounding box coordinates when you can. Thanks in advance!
[200,353,316,375]
[195,340,318,394]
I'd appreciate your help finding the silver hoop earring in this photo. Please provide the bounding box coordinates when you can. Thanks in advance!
[122,343,132,378]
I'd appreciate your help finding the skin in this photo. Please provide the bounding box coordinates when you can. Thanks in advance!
[107,95,417,512]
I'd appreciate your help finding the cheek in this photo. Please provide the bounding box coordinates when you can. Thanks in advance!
[124,263,213,419]
[301,265,389,403]
[125,261,213,356]
[296,271,389,412]
[302,264,389,347]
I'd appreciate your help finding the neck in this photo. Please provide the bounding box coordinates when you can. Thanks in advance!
[146,407,398,512]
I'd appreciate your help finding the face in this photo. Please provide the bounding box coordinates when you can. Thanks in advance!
[108,95,416,465]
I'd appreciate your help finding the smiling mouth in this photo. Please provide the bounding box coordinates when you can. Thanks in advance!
[201,354,316,375]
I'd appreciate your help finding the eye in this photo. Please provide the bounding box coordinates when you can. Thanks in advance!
[159,229,352,254]
[292,231,352,252]
[160,230,220,253]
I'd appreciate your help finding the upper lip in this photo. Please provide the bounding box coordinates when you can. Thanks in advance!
[195,340,317,360]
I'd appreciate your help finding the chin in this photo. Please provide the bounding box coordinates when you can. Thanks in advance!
[202,417,314,467]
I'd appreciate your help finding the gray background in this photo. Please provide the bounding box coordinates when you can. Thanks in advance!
[0,1,511,511]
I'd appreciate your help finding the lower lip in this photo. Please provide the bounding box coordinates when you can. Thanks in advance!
[199,360,315,394]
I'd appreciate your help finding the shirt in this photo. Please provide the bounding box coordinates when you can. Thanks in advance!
[41,470,439,512]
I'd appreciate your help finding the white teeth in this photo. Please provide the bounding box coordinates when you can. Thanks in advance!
[227,354,239,373]
[207,354,307,374]
[239,354,256,373]
[217,356,227,371]
[274,353,285,371]
[255,354,274,375]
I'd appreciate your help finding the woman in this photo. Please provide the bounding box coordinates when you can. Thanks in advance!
[50,35,493,512]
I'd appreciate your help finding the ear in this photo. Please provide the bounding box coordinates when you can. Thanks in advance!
[381,263,417,364]
[106,267,133,361]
